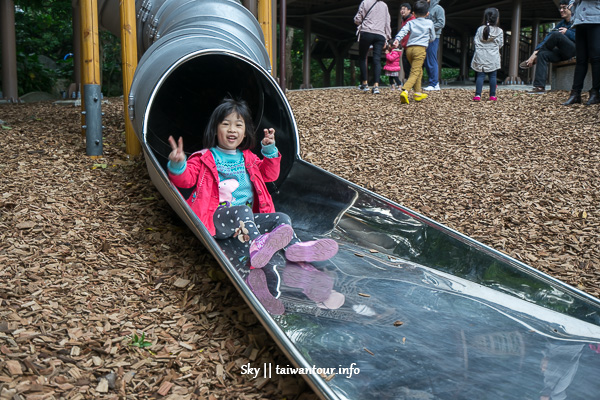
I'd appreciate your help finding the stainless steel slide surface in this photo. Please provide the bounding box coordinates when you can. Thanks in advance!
[116,0,600,398]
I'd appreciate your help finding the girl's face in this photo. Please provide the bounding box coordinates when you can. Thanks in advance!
[217,111,245,150]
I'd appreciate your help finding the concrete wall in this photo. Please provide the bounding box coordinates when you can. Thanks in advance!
[551,63,592,91]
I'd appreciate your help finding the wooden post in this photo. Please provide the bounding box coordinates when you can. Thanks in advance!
[243,0,258,18]
[505,0,522,84]
[258,0,273,72]
[460,30,469,82]
[80,0,103,156]
[1,0,19,102]
[279,0,287,90]
[530,19,541,85]
[271,0,277,78]
[302,15,311,89]
[72,2,82,98]
[120,0,141,156]
[80,0,101,89]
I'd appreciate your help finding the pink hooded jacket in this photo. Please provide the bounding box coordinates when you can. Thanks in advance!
[383,49,401,72]
[168,149,281,235]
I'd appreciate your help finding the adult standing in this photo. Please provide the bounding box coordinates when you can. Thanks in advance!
[521,0,576,94]
[562,0,600,105]
[354,0,392,94]
[423,0,445,91]
[399,3,416,85]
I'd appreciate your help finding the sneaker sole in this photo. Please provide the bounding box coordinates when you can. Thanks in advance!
[251,225,293,269]
[400,92,409,104]
[246,269,285,315]
[316,290,345,310]
[282,262,333,303]
[285,238,338,263]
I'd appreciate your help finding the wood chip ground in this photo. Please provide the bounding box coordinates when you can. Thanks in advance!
[0,88,598,399]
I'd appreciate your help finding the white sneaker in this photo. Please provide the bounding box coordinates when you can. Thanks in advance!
[424,84,440,91]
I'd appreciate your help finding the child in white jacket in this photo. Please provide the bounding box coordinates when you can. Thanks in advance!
[471,7,504,101]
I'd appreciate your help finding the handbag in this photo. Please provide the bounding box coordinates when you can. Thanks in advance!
[356,0,380,42]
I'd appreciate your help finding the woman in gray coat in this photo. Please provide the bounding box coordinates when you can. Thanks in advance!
[562,0,600,105]
[470,8,503,101]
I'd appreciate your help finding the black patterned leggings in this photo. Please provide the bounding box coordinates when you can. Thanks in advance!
[213,205,298,244]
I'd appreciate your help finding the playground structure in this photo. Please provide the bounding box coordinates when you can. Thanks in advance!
[114,0,600,399]
[2,1,600,399]
[1,0,574,104]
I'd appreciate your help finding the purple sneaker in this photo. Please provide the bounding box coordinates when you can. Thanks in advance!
[285,238,338,263]
[246,269,285,315]
[282,262,334,303]
[249,224,293,269]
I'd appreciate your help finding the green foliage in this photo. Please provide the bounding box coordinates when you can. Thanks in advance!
[14,53,55,94]
[441,68,460,80]
[100,31,123,97]
[129,332,152,348]
[285,28,354,89]
[3,0,123,96]
[8,1,72,94]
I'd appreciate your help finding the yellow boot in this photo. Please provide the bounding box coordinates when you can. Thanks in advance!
[414,92,428,102]
[400,90,409,104]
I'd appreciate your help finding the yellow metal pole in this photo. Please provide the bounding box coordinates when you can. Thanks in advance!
[258,0,273,72]
[120,0,141,156]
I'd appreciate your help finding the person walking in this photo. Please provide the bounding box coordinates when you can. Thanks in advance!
[383,42,402,90]
[399,3,416,84]
[354,0,392,94]
[423,0,445,91]
[392,0,436,104]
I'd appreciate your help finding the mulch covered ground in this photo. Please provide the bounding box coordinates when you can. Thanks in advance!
[0,88,598,399]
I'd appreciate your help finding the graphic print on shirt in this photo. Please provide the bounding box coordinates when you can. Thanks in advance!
[218,179,239,207]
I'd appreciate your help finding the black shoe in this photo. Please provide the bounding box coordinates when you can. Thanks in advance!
[562,90,581,105]
[372,86,380,94]
[586,89,600,105]
[527,86,546,94]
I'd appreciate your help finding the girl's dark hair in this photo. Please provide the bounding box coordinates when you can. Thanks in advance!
[482,8,500,40]
[202,98,256,150]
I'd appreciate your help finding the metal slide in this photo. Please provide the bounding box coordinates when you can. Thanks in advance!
[98,0,600,398]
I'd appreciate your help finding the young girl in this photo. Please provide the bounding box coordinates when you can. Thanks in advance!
[470,8,504,102]
[167,98,338,312]
[383,42,402,90]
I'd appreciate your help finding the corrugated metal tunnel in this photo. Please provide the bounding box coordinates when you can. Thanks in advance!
[98,0,297,184]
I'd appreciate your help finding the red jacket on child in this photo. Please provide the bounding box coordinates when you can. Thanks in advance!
[384,49,401,72]
[168,149,280,235]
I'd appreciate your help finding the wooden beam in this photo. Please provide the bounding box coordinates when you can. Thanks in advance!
[120,0,141,156]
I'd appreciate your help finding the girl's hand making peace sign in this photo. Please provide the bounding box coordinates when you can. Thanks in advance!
[168,136,186,163]
[262,128,275,146]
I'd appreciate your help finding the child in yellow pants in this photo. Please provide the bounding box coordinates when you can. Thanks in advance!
[392,1,435,104]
